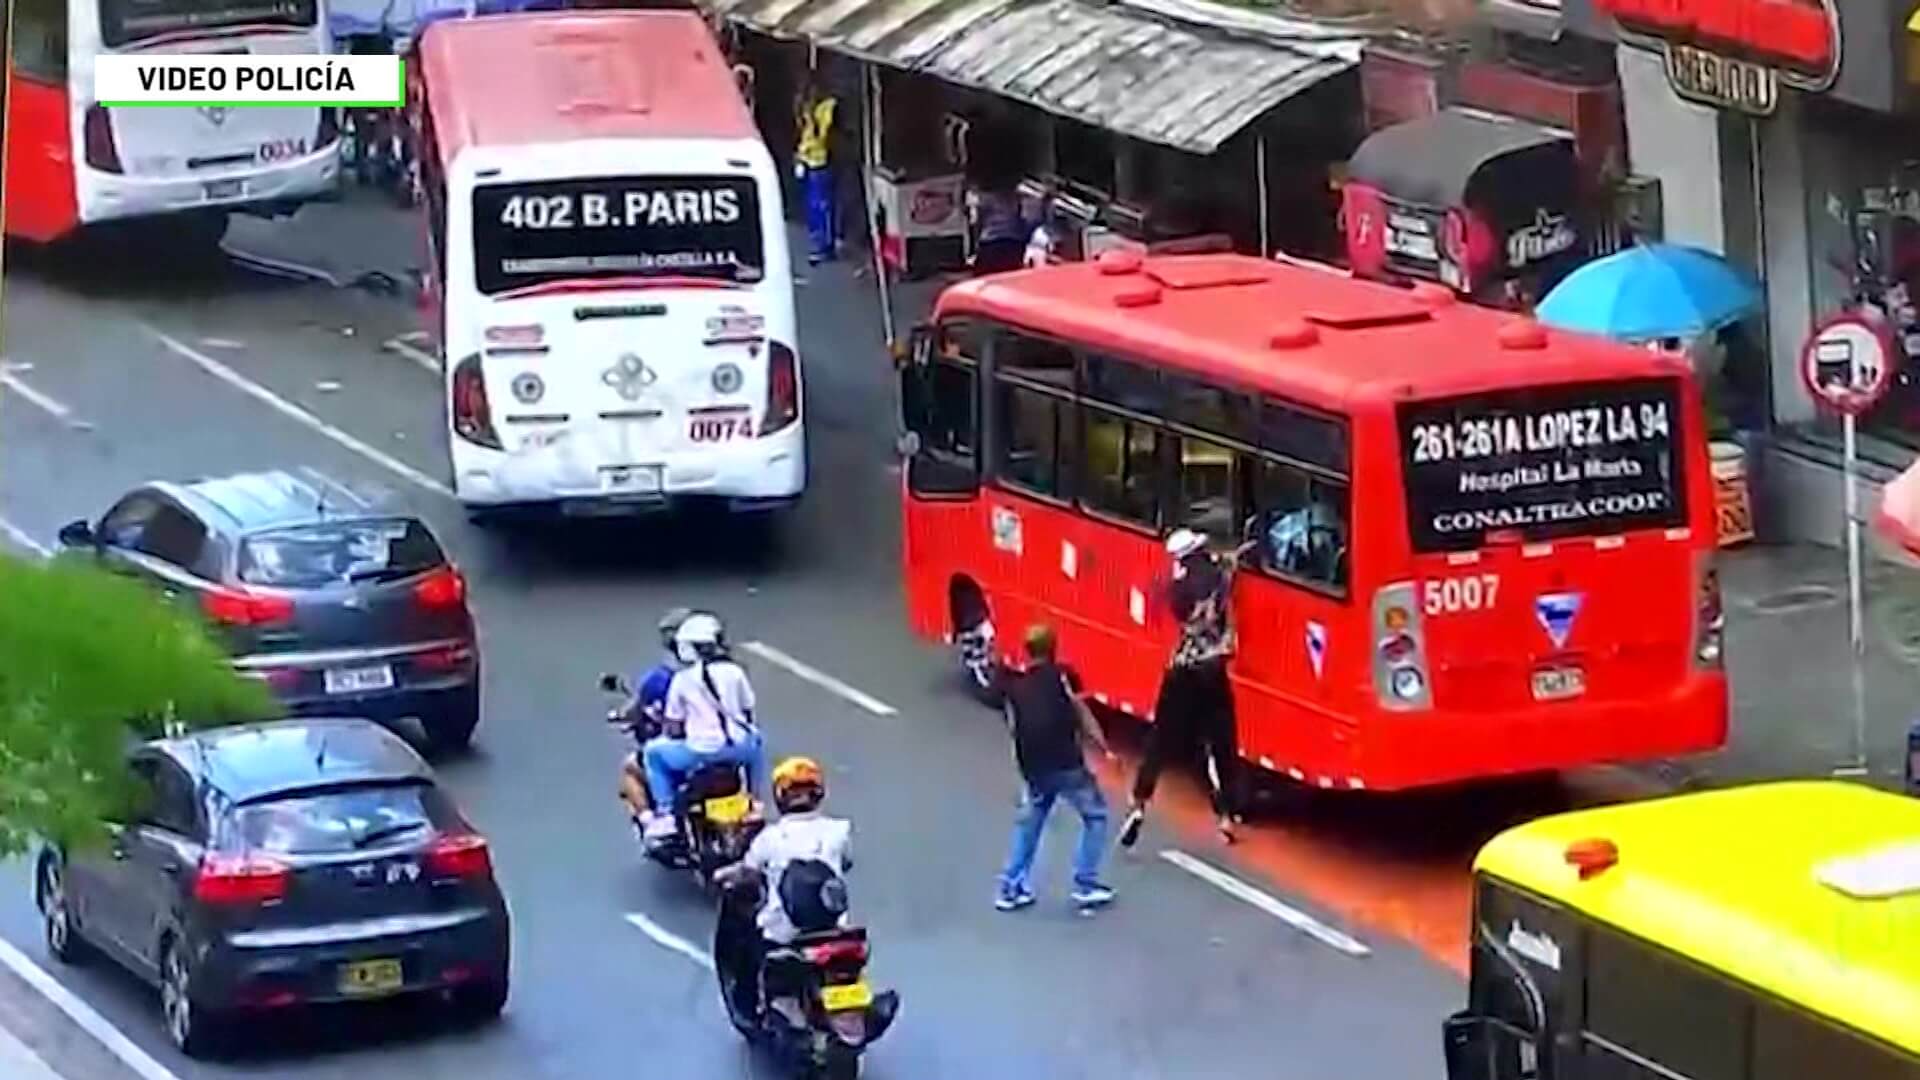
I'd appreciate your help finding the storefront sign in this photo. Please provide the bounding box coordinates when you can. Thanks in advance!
[1663,42,1781,113]
[1505,210,1578,270]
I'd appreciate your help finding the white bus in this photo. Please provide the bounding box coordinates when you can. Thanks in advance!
[413,10,804,521]
[6,0,341,245]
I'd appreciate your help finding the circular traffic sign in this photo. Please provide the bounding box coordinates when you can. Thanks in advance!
[1800,311,1897,417]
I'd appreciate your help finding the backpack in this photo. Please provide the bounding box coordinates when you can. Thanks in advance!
[778,857,849,935]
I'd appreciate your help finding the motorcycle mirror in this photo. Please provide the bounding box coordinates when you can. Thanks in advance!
[597,673,620,693]
[895,430,921,458]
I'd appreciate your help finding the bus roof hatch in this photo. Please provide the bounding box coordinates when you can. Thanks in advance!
[1298,288,1434,331]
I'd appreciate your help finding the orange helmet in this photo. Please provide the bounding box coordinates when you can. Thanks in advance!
[771,756,826,811]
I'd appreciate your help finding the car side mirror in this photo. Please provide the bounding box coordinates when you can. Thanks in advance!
[57,519,96,549]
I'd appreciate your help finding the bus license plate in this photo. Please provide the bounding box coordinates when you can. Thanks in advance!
[600,465,661,494]
[204,179,244,200]
[325,664,394,695]
[338,958,404,997]
[820,981,872,1012]
[1531,665,1586,701]
[704,792,750,824]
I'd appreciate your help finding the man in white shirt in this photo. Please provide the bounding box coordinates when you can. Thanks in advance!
[640,614,767,838]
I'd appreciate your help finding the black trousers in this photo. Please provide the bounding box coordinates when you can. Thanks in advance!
[1133,662,1240,817]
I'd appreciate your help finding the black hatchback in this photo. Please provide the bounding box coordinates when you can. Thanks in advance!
[34,718,512,1058]
[57,470,482,751]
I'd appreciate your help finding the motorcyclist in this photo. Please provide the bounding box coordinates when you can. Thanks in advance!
[617,608,692,830]
[716,756,853,1025]
[640,612,768,841]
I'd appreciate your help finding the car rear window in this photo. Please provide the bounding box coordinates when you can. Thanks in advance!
[220,782,464,855]
[237,518,445,588]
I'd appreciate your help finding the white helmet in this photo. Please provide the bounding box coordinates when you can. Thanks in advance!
[1165,529,1208,560]
[674,612,726,662]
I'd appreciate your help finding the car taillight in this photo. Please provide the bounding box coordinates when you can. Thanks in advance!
[1695,557,1725,668]
[203,587,295,627]
[1372,584,1432,711]
[194,854,289,905]
[413,566,467,609]
[760,341,799,436]
[451,354,503,449]
[83,105,123,174]
[427,834,492,880]
[316,107,339,147]
[803,938,868,967]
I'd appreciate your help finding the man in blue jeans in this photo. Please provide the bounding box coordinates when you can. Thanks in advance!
[995,624,1117,911]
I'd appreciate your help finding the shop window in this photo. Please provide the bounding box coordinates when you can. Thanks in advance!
[1584,926,1747,1080]
[1252,457,1348,594]
[12,0,66,82]
[1081,407,1160,528]
[1169,433,1242,546]
[1751,997,1920,1080]
[995,382,1077,501]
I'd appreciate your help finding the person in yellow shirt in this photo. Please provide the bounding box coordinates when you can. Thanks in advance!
[795,80,838,265]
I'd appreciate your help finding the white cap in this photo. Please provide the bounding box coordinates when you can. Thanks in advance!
[1165,529,1208,559]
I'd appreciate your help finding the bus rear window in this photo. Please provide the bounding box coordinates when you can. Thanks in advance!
[470,175,764,296]
[1397,378,1687,553]
[99,0,317,48]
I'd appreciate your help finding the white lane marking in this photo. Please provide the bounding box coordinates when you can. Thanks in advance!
[383,335,442,376]
[741,641,898,717]
[0,370,74,422]
[0,517,51,558]
[1159,849,1371,958]
[0,936,184,1080]
[623,913,715,971]
[146,327,453,499]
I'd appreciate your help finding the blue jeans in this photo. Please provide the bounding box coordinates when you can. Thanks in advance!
[802,166,836,262]
[999,767,1109,893]
[643,731,767,810]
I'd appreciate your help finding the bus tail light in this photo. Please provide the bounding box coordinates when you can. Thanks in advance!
[83,106,124,174]
[1693,556,1725,668]
[1372,583,1433,711]
[760,341,799,436]
[450,354,503,450]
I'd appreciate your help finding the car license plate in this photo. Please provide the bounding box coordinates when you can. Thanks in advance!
[600,465,662,494]
[704,792,750,824]
[204,178,244,200]
[338,958,403,997]
[1531,665,1586,701]
[820,981,872,1012]
[325,664,394,695]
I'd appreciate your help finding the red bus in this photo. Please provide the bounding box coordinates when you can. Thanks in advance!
[895,251,1727,792]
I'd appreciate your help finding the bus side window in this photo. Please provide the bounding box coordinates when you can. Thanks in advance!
[992,332,1078,501]
[1582,925,1748,1080]
[1167,431,1239,546]
[903,321,981,497]
[12,0,66,83]
[1080,406,1159,528]
[1251,458,1349,594]
[1751,997,1920,1080]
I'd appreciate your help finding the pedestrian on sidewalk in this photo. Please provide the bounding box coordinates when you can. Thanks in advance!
[994,624,1118,912]
[795,78,839,266]
[1120,528,1249,849]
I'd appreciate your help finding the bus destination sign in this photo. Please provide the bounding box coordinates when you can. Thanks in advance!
[1398,379,1688,552]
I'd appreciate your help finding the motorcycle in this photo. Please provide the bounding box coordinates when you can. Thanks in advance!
[714,871,900,1079]
[598,673,765,892]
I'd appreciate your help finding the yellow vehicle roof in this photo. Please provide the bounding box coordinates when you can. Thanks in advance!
[1475,780,1920,1055]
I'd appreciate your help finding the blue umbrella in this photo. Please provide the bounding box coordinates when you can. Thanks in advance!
[1536,243,1762,342]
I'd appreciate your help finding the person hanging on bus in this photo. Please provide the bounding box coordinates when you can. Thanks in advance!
[1120,529,1250,849]
[795,77,838,266]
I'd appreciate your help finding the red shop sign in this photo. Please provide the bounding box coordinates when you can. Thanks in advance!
[1594,0,1838,83]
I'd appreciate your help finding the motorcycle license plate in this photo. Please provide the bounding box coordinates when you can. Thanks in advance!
[820,981,872,1012]
[704,792,750,824]
[338,958,404,997]
[1531,665,1586,701]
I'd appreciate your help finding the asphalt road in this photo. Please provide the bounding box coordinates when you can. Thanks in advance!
[0,213,1462,1079]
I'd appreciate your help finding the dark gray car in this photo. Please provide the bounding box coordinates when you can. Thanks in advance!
[35,718,512,1058]
[56,470,482,751]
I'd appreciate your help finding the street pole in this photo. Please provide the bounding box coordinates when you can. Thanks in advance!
[861,64,896,349]
[1839,410,1870,777]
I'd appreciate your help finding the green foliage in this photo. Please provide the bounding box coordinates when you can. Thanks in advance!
[0,554,272,856]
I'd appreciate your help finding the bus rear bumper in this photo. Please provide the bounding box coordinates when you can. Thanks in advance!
[450,425,807,513]
[77,146,341,226]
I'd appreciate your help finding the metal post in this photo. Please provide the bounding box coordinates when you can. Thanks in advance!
[1838,410,1870,777]
[1256,134,1270,258]
[861,63,896,348]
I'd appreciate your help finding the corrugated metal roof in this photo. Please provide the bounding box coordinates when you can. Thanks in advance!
[705,0,1364,154]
